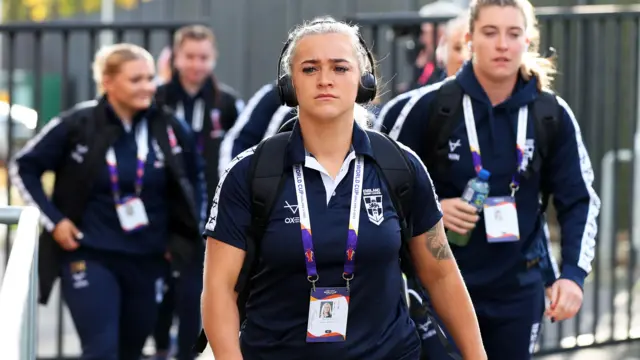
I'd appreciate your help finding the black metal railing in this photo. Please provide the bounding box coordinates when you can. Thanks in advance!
[348,3,640,356]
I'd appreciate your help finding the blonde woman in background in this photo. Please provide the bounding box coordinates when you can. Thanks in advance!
[9,43,204,360]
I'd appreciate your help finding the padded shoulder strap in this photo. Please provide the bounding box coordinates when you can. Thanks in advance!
[248,132,290,235]
[367,131,416,275]
[532,92,560,165]
[235,132,290,295]
[424,79,464,179]
[531,92,561,213]
[369,130,462,359]
[194,133,291,354]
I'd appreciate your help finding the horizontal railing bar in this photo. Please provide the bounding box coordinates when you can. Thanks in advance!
[0,206,25,225]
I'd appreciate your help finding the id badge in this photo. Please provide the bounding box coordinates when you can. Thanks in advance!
[483,196,520,243]
[116,196,149,233]
[306,287,349,342]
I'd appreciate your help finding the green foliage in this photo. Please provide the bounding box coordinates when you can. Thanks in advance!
[1,0,152,22]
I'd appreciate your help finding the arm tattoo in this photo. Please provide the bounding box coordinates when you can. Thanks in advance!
[426,222,453,261]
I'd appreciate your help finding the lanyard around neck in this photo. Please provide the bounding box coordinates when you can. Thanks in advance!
[176,99,223,153]
[462,95,528,196]
[293,156,364,291]
[105,119,149,203]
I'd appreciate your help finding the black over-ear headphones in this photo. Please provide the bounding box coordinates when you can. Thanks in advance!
[276,20,378,107]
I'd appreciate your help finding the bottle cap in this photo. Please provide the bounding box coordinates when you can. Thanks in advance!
[478,169,491,180]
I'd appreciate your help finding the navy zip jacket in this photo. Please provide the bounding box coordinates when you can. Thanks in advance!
[218,83,295,176]
[10,97,204,303]
[388,62,600,292]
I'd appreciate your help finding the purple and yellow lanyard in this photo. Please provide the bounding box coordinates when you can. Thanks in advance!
[292,156,365,292]
[176,99,223,154]
[105,119,149,205]
[462,95,528,196]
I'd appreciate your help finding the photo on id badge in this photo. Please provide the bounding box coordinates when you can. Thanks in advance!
[307,288,349,342]
[483,196,519,243]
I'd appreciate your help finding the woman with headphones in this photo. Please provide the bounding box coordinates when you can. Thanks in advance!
[387,1,600,359]
[200,17,486,360]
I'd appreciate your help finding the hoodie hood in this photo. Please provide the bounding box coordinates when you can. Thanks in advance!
[455,61,539,153]
[455,61,539,108]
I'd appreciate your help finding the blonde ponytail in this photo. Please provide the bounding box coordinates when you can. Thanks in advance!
[519,47,556,91]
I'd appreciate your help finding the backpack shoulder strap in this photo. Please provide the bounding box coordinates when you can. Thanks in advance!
[368,130,463,360]
[532,92,560,167]
[248,132,290,246]
[194,132,290,354]
[366,131,415,274]
[239,132,290,307]
[531,91,561,213]
[424,79,464,180]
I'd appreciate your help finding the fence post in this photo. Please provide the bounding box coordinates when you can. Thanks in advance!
[0,206,41,360]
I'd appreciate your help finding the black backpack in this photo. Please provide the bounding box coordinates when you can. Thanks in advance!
[194,119,461,359]
[423,79,562,213]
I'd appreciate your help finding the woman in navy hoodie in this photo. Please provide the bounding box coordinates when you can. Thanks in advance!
[386,0,600,359]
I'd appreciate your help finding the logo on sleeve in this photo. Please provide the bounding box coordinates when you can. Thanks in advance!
[363,188,384,226]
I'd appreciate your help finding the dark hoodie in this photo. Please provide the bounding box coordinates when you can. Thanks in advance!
[387,62,600,294]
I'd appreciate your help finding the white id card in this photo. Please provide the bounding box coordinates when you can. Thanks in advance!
[116,196,149,233]
[306,287,349,342]
[483,196,520,243]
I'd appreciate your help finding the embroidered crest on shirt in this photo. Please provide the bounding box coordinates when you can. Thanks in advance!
[363,188,384,226]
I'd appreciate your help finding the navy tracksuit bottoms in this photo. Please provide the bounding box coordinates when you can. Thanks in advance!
[60,247,166,360]
[415,282,545,360]
[153,253,203,360]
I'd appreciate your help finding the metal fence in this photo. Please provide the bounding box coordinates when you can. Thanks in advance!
[349,3,640,356]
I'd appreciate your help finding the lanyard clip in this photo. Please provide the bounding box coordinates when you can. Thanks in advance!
[510,184,519,197]
[307,275,319,292]
[342,272,354,292]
